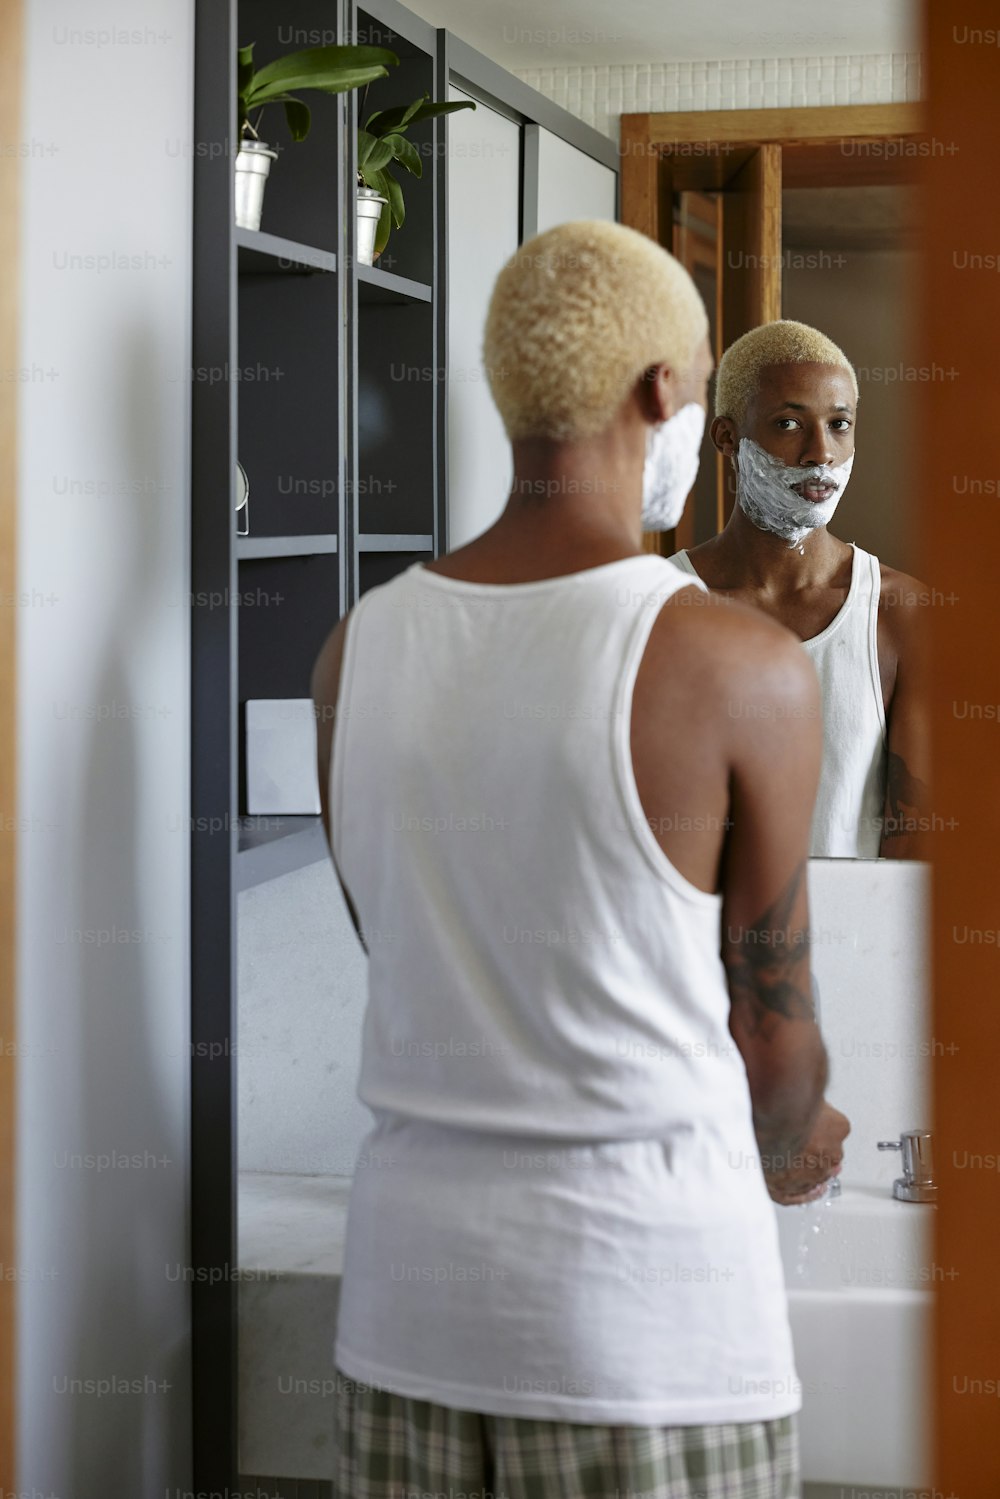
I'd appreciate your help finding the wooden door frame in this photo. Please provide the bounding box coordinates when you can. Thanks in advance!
[621,104,925,235]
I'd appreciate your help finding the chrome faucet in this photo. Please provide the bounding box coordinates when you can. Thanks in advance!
[877,1129,937,1204]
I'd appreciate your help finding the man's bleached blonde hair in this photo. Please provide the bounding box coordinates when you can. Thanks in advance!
[482,220,709,443]
[715,319,858,427]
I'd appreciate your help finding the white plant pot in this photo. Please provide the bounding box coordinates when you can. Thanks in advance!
[356,187,388,266]
[235,139,278,232]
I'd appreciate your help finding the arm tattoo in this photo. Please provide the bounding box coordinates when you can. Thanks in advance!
[723,860,815,1038]
[881,750,930,842]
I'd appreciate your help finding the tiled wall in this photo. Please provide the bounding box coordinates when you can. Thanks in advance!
[514,55,924,140]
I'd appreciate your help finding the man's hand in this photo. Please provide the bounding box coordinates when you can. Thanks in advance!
[762,1101,851,1206]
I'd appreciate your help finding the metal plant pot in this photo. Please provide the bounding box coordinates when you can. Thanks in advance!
[235,461,250,536]
[235,139,278,231]
[356,186,388,266]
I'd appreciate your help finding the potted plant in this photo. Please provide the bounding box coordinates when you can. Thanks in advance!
[356,92,476,265]
[236,41,399,232]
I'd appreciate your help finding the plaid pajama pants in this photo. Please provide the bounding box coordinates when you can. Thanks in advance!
[332,1367,800,1499]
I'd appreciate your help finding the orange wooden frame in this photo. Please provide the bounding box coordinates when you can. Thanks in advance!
[920,5,1000,1494]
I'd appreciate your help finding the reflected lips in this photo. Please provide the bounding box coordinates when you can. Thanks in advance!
[794,479,836,501]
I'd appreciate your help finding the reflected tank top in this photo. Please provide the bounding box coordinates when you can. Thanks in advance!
[670,544,887,858]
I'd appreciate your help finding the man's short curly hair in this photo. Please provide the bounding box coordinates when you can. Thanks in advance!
[715,319,858,427]
[482,220,709,443]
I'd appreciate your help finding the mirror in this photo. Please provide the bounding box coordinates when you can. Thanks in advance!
[780,183,926,861]
[628,108,929,859]
[232,97,936,1499]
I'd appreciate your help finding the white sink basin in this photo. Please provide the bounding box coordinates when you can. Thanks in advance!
[774,1184,934,1489]
[776,1180,934,1292]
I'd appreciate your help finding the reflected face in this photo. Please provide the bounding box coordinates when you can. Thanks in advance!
[740,362,856,501]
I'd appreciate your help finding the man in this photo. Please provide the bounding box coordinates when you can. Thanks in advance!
[669,319,930,859]
[311,222,848,1499]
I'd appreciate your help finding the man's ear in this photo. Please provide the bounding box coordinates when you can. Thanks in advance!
[711,415,738,458]
[643,362,678,424]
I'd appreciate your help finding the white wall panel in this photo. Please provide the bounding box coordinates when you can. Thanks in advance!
[445,86,521,549]
[524,123,617,236]
[17,1,193,1490]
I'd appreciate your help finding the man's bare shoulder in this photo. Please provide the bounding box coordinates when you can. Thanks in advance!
[879,561,930,603]
[877,561,931,654]
[653,583,819,708]
[662,583,813,667]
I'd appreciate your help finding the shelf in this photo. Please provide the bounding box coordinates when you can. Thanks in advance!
[236,551,340,711]
[357,533,432,551]
[357,263,432,305]
[236,228,338,276]
[236,815,329,892]
[238,534,339,561]
[237,269,340,536]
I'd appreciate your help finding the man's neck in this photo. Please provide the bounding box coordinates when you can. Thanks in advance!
[446,444,646,576]
[692,506,852,596]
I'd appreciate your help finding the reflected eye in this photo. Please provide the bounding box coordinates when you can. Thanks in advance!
[831,418,853,431]
[775,418,799,431]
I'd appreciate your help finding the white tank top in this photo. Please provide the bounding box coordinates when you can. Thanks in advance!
[330,553,799,1425]
[670,544,887,858]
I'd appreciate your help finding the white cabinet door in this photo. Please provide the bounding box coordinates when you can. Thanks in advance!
[445,86,520,549]
[524,123,618,238]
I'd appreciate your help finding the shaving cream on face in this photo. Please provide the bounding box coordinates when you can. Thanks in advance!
[640,402,706,532]
[734,437,854,550]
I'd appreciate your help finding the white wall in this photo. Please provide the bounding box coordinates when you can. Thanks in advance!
[444,97,619,550]
[16,1,193,1492]
[445,85,521,549]
[525,123,617,236]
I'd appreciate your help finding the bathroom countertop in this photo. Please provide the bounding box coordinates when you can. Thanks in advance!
[237,1171,932,1489]
[239,1169,353,1276]
[237,1170,354,1483]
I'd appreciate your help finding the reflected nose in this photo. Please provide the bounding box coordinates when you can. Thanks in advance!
[799,425,836,468]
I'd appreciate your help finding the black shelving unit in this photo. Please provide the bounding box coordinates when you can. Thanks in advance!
[191,3,446,1479]
[349,1,445,606]
[235,226,338,275]
[191,1,619,1487]
[230,0,445,888]
[358,261,432,304]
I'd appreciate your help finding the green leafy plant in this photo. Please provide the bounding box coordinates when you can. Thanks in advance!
[238,42,399,145]
[357,92,476,258]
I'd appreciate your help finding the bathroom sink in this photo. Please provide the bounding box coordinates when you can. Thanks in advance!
[773,1184,934,1489]
[775,1181,934,1293]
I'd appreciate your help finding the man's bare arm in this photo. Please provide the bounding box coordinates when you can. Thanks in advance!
[878,578,932,859]
[310,613,367,950]
[723,858,815,1038]
[717,611,848,1201]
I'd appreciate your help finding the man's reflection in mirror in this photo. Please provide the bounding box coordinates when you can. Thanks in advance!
[669,320,930,858]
